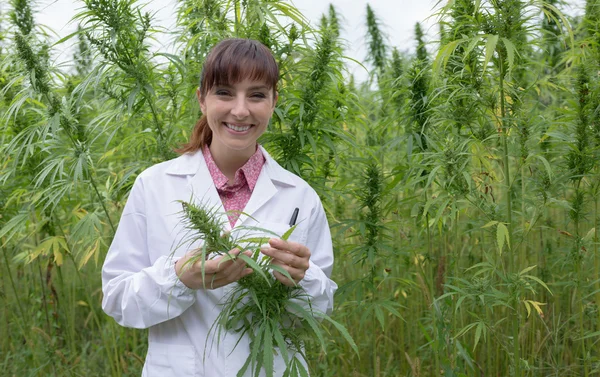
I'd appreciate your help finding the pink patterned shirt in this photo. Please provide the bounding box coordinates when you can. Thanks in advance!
[202,145,265,227]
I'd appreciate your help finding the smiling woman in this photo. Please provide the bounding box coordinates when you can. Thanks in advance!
[100,38,338,377]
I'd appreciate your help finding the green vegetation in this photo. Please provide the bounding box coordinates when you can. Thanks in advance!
[2,0,600,376]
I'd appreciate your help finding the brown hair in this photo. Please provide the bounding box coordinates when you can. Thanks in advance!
[176,39,279,154]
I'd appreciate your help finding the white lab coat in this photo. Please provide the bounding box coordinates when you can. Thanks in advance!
[101,146,337,377]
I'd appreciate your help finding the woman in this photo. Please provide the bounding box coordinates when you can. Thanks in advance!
[101,38,337,377]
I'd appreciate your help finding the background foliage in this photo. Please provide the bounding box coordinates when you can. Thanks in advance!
[2,0,600,376]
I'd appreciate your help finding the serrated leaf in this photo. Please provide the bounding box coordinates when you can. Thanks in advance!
[482,220,498,229]
[321,316,359,356]
[474,322,484,351]
[236,236,271,246]
[497,222,509,255]
[523,275,552,295]
[523,300,531,318]
[281,224,298,241]
[238,254,270,284]
[269,264,295,286]
[519,265,537,275]
[272,321,289,364]
[483,34,499,74]
[501,37,518,73]
[263,322,274,377]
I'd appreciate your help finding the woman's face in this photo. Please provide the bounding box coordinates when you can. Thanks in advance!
[198,78,277,158]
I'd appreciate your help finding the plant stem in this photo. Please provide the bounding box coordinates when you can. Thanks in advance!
[89,174,116,234]
[595,183,600,338]
[498,51,519,377]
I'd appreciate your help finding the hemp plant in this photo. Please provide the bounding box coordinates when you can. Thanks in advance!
[176,198,357,377]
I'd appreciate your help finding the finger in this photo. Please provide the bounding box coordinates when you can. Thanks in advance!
[193,258,221,275]
[220,256,248,278]
[261,247,309,271]
[207,249,241,272]
[208,264,253,289]
[270,260,305,284]
[268,238,311,258]
[211,252,252,286]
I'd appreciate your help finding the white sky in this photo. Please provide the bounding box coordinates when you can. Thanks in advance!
[3,0,588,81]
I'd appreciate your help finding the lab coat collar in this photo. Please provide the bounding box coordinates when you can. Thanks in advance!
[165,146,296,187]
[166,145,296,230]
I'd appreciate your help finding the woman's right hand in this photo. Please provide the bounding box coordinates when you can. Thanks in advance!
[175,249,253,290]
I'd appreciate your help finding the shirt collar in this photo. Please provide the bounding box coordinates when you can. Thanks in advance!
[202,145,265,191]
[242,147,265,191]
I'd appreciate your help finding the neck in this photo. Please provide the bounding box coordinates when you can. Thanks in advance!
[209,144,256,181]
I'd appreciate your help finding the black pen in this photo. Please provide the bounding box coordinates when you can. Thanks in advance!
[289,207,299,226]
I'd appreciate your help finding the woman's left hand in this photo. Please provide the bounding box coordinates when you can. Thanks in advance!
[261,238,311,286]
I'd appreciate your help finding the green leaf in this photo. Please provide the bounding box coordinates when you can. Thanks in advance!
[463,35,482,59]
[578,330,600,340]
[263,322,274,377]
[236,237,271,246]
[528,154,553,181]
[497,222,509,255]
[455,339,475,370]
[483,34,499,75]
[272,321,289,364]
[281,224,298,241]
[374,305,385,330]
[501,37,518,73]
[269,264,295,286]
[238,254,270,284]
[296,357,310,377]
[0,212,29,246]
[286,302,326,351]
[321,316,359,356]
[482,221,498,229]
[433,38,465,74]
[473,322,485,351]
[523,275,553,295]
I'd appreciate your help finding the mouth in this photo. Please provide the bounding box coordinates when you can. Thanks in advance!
[224,122,253,132]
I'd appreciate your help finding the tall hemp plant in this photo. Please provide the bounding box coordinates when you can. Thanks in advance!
[431,0,572,375]
[582,0,600,345]
[329,5,406,376]
[0,0,138,374]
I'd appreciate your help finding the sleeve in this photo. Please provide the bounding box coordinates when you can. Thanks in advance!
[297,195,338,316]
[101,175,196,329]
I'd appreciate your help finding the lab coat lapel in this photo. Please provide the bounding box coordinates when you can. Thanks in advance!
[237,168,277,227]
[185,154,230,231]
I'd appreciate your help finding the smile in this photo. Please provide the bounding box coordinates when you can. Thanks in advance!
[225,123,252,132]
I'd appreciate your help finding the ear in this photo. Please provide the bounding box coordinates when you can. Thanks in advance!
[271,91,279,110]
[197,88,206,113]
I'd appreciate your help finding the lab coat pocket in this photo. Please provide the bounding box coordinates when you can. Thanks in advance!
[257,221,307,245]
[143,342,197,377]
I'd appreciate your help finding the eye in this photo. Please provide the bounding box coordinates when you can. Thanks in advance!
[215,89,231,96]
[250,92,267,99]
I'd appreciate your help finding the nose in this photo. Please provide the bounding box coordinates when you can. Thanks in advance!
[231,95,250,119]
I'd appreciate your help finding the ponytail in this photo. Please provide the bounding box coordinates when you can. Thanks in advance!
[175,115,213,154]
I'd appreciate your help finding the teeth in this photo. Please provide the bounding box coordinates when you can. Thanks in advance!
[225,123,251,132]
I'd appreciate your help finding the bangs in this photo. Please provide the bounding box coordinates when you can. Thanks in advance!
[200,39,278,96]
